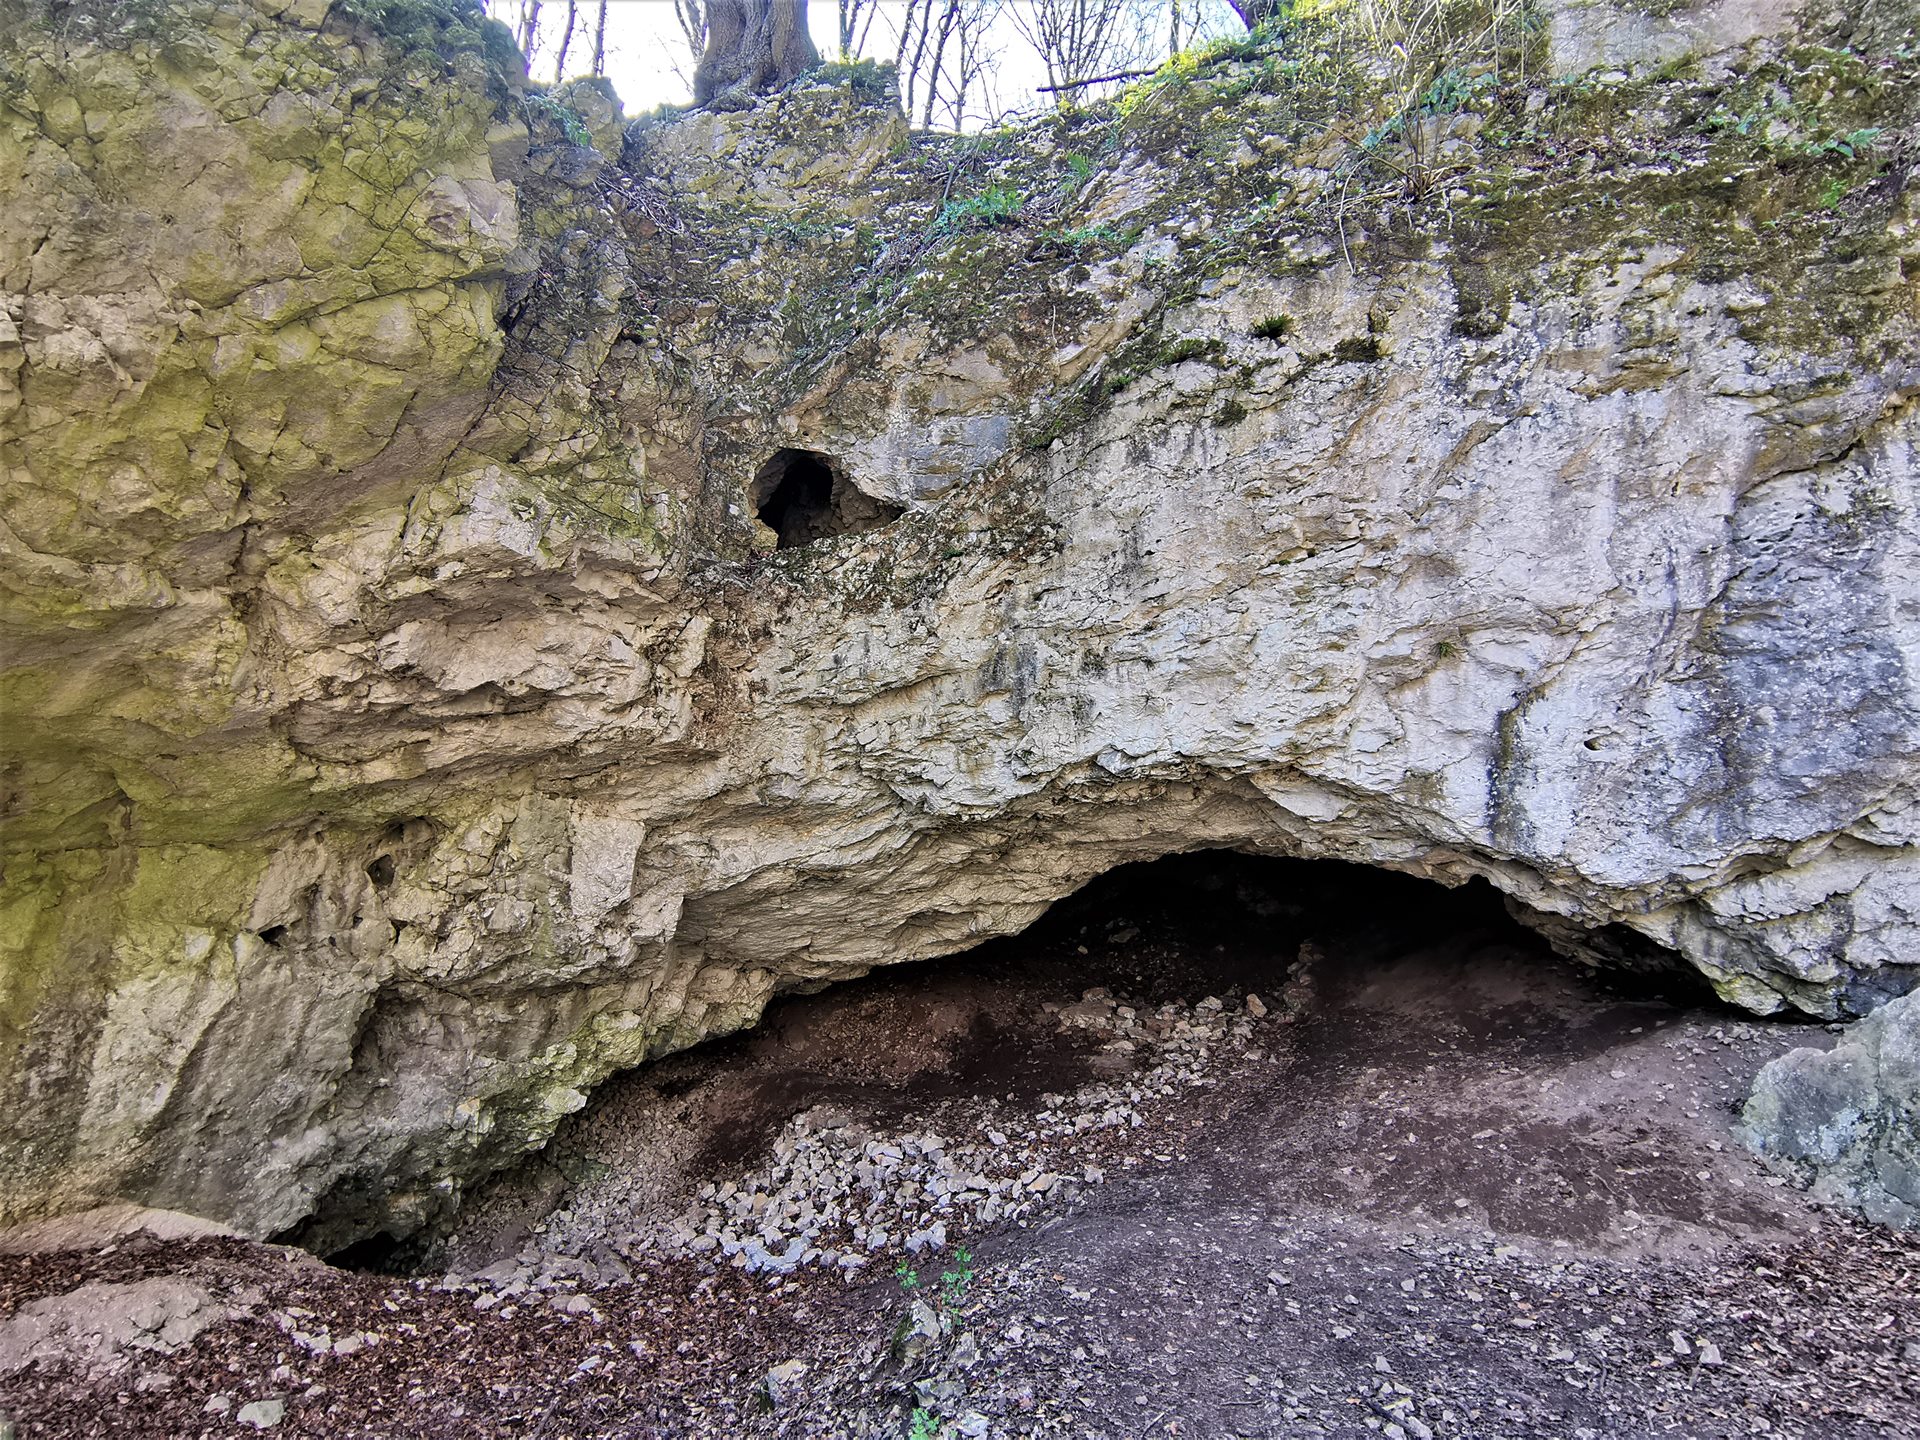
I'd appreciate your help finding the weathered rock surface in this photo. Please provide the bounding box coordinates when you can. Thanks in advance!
[1546,0,1805,77]
[0,1276,246,1377]
[1742,991,1920,1229]
[2,0,1917,1245]
[0,1203,236,1257]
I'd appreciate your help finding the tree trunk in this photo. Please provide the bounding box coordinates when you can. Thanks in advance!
[838,0,878,59]
[920,0,959,128]
[903,0,935,123]
[674,0,709,59]
[694,0,821,107]
[553,0,577,81]
[590,0,609,73]
[1228,0,1285,28]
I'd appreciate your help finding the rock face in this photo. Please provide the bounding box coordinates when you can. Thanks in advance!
[2,0,1917,1245]
[1546,0,1806,76]
[1742,992,1920,1229]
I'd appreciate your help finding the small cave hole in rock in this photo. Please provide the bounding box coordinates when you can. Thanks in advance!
[751,447,903,549]
[366,854,396,888]
[322,1231,410,1275]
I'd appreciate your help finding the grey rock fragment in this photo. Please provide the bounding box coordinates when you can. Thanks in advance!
[1740,991,1919,1229]
[0,1278,235,1377]
[237,1398,286,1429]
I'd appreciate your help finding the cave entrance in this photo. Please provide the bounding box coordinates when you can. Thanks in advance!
[970,851,1711,1006]
[289,855,1840,1440]
[751,447,903,548]
[428,851,1728,1282]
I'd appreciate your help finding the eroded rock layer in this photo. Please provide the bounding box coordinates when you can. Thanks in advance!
[2,0,1916,1245]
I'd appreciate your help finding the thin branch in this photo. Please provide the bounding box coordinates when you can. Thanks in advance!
[1035,66,1156,93]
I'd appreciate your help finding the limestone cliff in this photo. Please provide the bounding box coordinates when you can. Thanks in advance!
[2,0,1916,1248]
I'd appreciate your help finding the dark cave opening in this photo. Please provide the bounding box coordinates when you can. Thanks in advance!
[309,851,1722,1274]
[985,851,1717,1010]
[325,1231,407,1273]
[751,448,903,549]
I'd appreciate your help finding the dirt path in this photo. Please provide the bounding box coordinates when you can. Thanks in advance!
[4,858,1916,1439]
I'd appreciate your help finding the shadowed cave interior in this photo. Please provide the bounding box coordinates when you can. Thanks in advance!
[751,447,904,548]
[321,852,1722,1272]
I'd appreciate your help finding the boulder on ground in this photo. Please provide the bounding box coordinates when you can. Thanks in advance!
[1740,992,1920,1229]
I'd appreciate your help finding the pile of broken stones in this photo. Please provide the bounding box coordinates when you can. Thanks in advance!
[444,984,1282,1303]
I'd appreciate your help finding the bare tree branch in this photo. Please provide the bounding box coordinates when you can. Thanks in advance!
[904,0,937,121]
[1009,0,1154,102]
[921,0,959,127]
[837,0,881,59]
[553,0,577,81]
[673,0,708,61]
[882,0,1002,132]
[938,0,1001,129]
[1035,65,1156,92]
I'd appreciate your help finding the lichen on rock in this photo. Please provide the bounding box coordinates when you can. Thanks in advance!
[1742,991,1920,1229]
[2,0,1918,1248]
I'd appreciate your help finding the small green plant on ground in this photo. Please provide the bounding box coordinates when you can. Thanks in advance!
[908,1408,944,1440]
[934,185,1025,234]
[1044,223,1126,251]
[1816,170,1882,212]
[1251,313,1294,340]
[896,1246,975,1306]
[1160,336,1221,366]
[1703,90,1884,164]
[1419,65,1497,116]
[1815,128,1883,160]
[521,93,590,146]
[940,1247,974,1306]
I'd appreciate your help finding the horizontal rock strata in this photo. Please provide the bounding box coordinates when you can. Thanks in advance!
[2,0,1916,1244]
